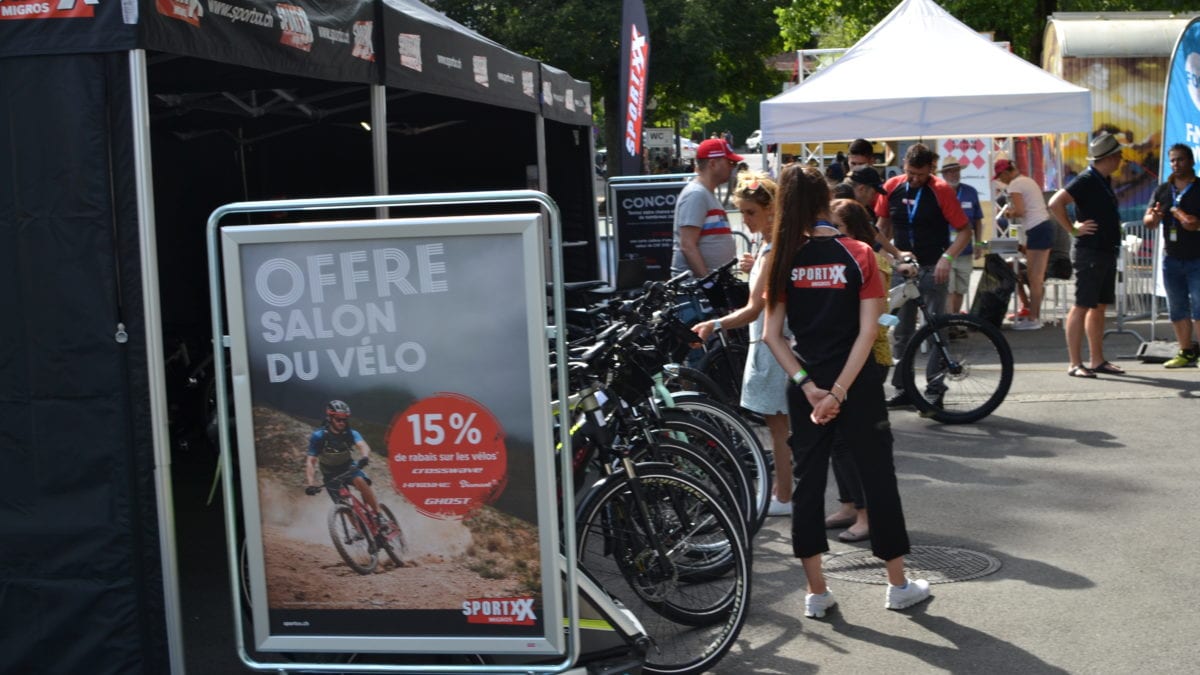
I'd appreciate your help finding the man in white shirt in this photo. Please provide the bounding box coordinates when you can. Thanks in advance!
[670,138,741,276]
[995,159,1054,330]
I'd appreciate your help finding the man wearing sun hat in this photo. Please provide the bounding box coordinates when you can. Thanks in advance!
[940,156,984,317]
[671,138,742,277]
[1048,131,1125,378]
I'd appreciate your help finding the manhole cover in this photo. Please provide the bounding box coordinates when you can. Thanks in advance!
[824,545,1001,585]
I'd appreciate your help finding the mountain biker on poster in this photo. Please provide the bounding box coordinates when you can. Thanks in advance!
[305,400,384,521]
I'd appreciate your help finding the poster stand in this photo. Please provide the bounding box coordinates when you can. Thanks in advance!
[205,191,607,673]
[605,174,693,282]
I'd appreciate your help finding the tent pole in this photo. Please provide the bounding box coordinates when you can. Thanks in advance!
[129,48,187,675]
[371,84,388,218]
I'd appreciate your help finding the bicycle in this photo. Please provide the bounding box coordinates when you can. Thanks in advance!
[306,462,407,574]
[889,272,1015,424]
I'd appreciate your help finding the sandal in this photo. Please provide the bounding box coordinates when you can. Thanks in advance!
[1090,360,1125,375]
[1067,364,1096,378]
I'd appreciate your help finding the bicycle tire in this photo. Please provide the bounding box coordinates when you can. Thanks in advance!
[576,466,749,675]
[666,393,771,533]
[652,410,757,538]
[378,503,406,567]
[631,435,749,565]
[663,364,729,403]
[695,343,748,409]
[328,504,378,574]
[900,314,1014,424]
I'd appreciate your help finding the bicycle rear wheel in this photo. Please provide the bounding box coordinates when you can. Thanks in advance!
[900,314,1014,424]
[328,504,378,574]
[667,393,771,532]
[576,467,749,675]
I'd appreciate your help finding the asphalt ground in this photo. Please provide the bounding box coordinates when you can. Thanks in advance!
[714,315,1200,674]
[176,313,1200,674]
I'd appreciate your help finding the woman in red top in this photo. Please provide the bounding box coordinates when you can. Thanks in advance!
[762,165,930,618]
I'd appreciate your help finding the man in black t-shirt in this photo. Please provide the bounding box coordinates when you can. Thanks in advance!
[1049,132,1125,377]
[1143,143,1200,367]
[874,144,969,404]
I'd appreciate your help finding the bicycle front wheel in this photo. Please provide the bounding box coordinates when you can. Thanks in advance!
[576,467,750,675]
[328,504,378,574]
[900,314,1014,424]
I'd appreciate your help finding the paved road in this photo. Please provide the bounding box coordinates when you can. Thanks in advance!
[179,316,1200,673]
[715,317,1200,673]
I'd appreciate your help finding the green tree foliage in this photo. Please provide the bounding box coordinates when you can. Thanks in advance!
[428,0,785,173]
[777,0,1192,64]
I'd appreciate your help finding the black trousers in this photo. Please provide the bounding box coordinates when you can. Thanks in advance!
[788,360,911,561]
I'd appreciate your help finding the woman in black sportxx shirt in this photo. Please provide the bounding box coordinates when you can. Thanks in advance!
[762,165,931,618]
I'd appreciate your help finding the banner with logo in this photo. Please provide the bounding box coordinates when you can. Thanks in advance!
[618,0,649,176]
[0,0,137,57]
[539,62,592,126]
[221,214,561,654]
[141,0,377,85]
[611,179,688,280]
[1162,18,1200,178]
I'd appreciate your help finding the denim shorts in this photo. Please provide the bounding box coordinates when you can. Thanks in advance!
[1162,255,1200,321]
[1024,220,1055,250]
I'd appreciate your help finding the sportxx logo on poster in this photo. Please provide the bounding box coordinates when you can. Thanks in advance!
[791,264,848,289]
[0,0,96,20]
[462,597,537,625]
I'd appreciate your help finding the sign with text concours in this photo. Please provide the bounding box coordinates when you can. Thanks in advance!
[610,178,689,280]
[220,213,561,655]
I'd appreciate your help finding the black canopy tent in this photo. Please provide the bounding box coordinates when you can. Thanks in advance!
[0,1,595,671]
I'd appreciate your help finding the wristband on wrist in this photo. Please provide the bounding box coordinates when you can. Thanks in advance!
[831,382,848,402]
[713,318,722,331]
[791,368,809,386]
[829,389,844,404]
[941,252,954,262]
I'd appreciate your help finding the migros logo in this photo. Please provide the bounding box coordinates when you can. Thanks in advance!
[0,0,97,20]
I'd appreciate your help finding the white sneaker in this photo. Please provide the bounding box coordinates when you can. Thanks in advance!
[1012,318,1043,331]
[804,590,837,618]
[885,578,931,610]
[767,497,792,516]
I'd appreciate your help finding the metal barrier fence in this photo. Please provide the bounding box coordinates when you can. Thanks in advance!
[1104,220,1162,351]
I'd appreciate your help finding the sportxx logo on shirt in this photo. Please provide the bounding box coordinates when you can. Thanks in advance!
[462,596,538,625]
[791,264,848,289]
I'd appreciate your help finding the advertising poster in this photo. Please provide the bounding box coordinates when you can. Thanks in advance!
[611,180,689,281]
[220,214,560,654]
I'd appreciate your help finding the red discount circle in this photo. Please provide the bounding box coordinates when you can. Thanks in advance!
[386,393,508,519]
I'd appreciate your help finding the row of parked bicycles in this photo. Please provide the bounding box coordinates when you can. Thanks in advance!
[549,256,1015,673]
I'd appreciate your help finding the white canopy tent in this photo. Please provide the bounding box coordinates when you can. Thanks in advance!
[760,0,1092,143]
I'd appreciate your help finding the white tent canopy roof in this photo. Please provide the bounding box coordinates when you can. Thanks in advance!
[760,0,1092,144]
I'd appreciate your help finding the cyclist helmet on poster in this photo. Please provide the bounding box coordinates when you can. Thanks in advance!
[304,400,384,518]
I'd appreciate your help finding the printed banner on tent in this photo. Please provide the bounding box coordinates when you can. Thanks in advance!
[220,214,560,654]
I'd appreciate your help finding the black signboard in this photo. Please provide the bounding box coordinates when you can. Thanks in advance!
[0,0,137,58]
[610,180,688,281]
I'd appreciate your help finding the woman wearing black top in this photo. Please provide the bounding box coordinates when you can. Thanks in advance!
[762,165,931,618]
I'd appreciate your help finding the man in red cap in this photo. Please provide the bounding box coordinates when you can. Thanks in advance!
[671,138,742,277]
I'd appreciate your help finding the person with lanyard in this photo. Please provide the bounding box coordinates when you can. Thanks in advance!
[692,173,793,516]
[875,143,970,406]
[994,158,1054,330]
[938,156,984,318]
[762,164,931,619]
[1143,143,1200,368]
[1049,132,1126,378]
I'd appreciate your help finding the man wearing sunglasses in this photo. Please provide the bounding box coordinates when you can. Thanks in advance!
[671,138,742,277]
[305,399,383,519]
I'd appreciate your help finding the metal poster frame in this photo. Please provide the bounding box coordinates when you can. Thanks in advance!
[206,191,578,673]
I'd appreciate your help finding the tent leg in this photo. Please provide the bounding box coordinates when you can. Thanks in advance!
[129,48,187,675]
[371,84,388,219]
